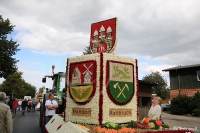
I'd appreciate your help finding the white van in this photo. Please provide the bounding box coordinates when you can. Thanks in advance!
[24,96,31,100]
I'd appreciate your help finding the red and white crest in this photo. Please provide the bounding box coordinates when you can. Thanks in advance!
[90,18,117,53]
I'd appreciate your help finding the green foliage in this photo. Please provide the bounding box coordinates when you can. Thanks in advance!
[142,70,169,100]
[126,120,137,128]
[83,45,92,55]
[39,86,45,93]
[192,91,200,109]
[0,15,20,78]
[170,95,194,115]
[170,92,200,116]
[22,80,37,98]
[0,72,23,98]
[192,108,200,117]
[102,122,121,129]
[0,72,36,98]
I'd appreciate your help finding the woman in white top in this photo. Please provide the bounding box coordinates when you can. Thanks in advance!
[148,96,162,120]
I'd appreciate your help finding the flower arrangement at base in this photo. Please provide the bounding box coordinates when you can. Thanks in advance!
[91,120,196,133]
[140,117,166,130]
[94,122,136,133]
[140,117,164,130]
[92,119,164,133]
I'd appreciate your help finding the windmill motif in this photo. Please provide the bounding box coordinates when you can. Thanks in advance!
[83,64,93,83]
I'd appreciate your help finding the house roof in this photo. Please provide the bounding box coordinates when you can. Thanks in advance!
[162,64,200,71]
[139,80,157,86]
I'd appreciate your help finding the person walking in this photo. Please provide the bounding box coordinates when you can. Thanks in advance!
[12,98,18,115]
[27,99,32,112]
[18,99,22,111]
[0,92,13,133]
[45,93,58,125]
[32,98,37,112]
[21,99,28,115]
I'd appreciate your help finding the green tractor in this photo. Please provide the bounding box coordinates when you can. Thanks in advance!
[39,65,65,130]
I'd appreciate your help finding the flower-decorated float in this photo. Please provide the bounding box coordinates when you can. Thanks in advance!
[45,18,194,133]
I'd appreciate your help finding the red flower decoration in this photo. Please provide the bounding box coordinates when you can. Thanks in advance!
[57,124,62,131]
[51,119,55,123]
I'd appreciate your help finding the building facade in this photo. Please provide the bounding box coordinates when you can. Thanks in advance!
[163,64,200,100]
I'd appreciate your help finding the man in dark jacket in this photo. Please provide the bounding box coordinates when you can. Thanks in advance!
[21,99,28,115]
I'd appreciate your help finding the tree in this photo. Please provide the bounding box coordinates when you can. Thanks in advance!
[0,72,24,98]
[0,15,20,78]
[22,81,37,98]
[0,72,36,98]
[39,86,45,93]
[83,45,92,55]
[142,70,169,100]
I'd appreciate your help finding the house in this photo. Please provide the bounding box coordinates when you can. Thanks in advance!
[138,80,157,120]
[162,64,200,100]
[138,80,157,107]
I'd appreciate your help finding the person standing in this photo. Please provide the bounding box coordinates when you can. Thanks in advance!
[12,98,18,115]
[8,99,13,110]
[0,92,13,133]
[21,99,28,115]
[148,96,162,120]
[45,93,58,125]
[32,98,37,112]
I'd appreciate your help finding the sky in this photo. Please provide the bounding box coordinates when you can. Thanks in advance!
[0,0,200,91]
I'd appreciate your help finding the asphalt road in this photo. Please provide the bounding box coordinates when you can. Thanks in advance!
[13,110,41,133]
[162,112,200,133]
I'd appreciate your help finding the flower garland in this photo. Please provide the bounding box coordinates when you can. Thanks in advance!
[136,59,139,121]
[99,52,103,124]
[64,58,69,121]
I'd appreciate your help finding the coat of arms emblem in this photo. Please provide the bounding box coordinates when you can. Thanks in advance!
[69,61,96,104]
[90,18,117,53]
[107,61,134,105]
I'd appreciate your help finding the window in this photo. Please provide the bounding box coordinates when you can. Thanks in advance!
[197,71,200,81]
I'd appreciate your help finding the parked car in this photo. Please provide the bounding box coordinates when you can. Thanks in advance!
[161,104,170,111]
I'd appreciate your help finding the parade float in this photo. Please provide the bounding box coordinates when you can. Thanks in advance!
[45,18,195,133]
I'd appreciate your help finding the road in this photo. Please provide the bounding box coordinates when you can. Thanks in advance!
[13,110,41,133]
[162,112,200,133]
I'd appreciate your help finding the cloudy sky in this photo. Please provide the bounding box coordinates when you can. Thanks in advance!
[0,0,200,91]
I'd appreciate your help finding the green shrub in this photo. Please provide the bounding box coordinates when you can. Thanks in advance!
[192,91,200,109]
[170,95,194,115]
[192,108,200,117]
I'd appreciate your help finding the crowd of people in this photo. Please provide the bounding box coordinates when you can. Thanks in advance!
[0,92,42,133]
[4,97,40,115]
